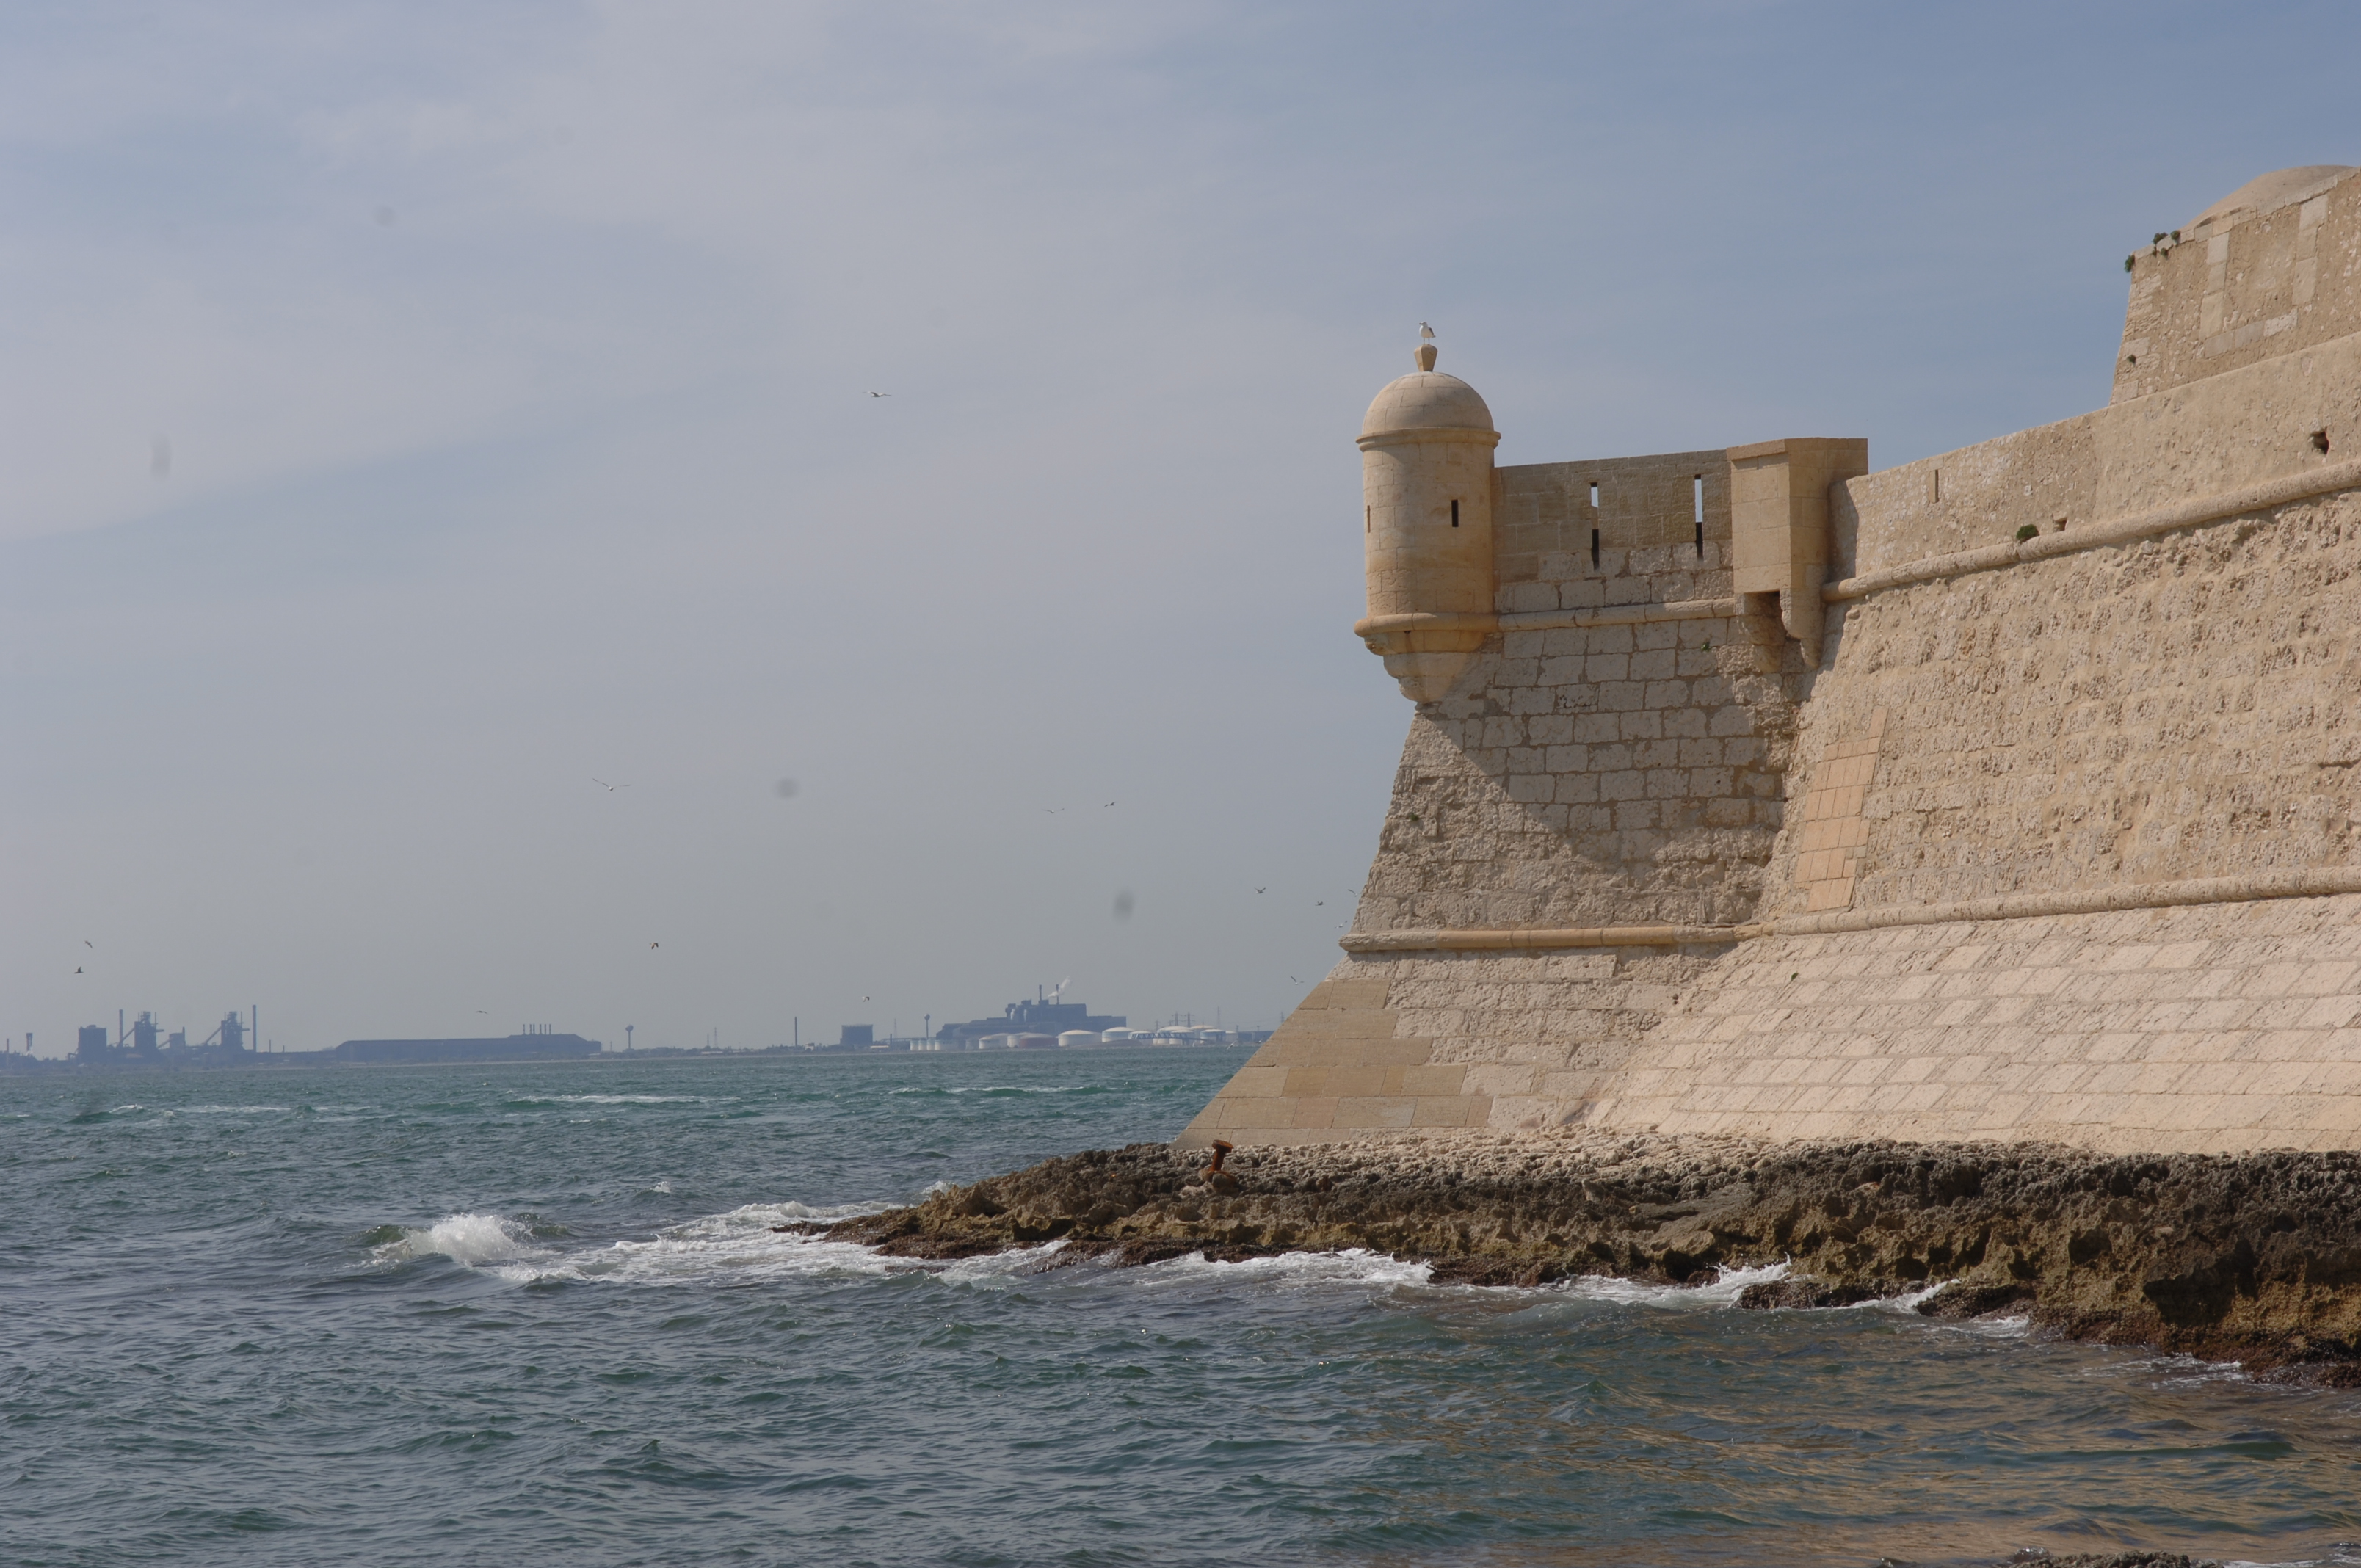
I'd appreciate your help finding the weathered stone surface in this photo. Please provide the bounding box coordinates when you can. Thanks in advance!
[1771,494,2361,916]
[2008,1556,2222,1568]
[832,1131,2361,1382]
[1192,165,2361,1156]
[2116,164,2361,404]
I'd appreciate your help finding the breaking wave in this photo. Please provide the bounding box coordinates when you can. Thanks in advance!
[374,1213,548,1268]
[487,1200,924,1287]
[1136,1246,1433,1291]
[1558,1258,1792,1307]
[503,1093,725,1106]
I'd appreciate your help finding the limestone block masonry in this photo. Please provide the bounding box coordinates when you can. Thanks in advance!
[1178,164,2361,1156]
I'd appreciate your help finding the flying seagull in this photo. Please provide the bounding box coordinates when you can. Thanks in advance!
[867,391,892,398]
[592,777,630,791]
[1255,887,1265,894]
[1103,800,1117,807]
[84,940,93,948]
[74,966,83,975]
[650,942,660,949]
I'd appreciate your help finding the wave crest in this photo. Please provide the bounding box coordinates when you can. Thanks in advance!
[376,1213,547,1268]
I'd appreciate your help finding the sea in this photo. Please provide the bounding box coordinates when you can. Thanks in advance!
[4,1048,2359,1568]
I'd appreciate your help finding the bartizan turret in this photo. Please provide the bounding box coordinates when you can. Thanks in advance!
[1354,330,1500,701]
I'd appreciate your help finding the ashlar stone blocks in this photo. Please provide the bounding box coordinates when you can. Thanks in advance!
[1190,173,2361,1155]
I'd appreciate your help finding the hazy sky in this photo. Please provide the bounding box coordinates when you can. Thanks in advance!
[4,1,2354,1053]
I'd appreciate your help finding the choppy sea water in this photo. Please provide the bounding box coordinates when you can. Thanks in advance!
[4,1050,2359,1568]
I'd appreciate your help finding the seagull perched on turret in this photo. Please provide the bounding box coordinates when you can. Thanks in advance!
[1419,322,1435,338]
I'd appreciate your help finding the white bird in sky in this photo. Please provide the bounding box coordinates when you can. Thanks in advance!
[867,391,892,398]
[592,777,632,791]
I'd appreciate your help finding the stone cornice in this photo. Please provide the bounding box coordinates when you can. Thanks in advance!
[1825,457,2361,603]
[1341,865,2361,952]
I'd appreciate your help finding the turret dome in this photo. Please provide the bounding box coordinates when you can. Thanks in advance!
[1360,371,1495,440]
[2188,165,2356,233]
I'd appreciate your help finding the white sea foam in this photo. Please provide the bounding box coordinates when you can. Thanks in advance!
[937,1241,1081,1285]
[1139,1247,1434,1291]
[511,1093,721,1106]
[1556,1257,1791,1307]
[1559,1263,1981,1315]
[2122,1350,2255,1387]
[1853,1280,1951,1313]
[177,1104,286,1115]
[378,1213,548,1268]
[487,1200,902,1286]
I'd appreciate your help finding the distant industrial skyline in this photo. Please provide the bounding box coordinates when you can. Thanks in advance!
[5,1,2356,1054]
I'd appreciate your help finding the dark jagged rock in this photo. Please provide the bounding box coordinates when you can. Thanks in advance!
[825,1130,2361,1380]
[1736,1278,1900,1310]
[2000,1556,2222,1568]
[1917,1281,2039,1318]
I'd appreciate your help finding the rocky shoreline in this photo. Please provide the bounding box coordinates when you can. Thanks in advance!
[827,1130,2361,1384]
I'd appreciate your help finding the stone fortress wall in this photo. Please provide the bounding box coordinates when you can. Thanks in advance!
[1183,164,2361,1155]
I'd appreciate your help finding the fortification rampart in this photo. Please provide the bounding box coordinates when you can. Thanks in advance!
[1354,449,1799,937]
[1183,164,2361,1156]
[2114,164,2361,403]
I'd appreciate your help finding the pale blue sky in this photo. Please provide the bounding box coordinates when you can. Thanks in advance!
[4,1,2353,1052]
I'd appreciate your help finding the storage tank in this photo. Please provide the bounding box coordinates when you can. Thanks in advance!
[1056,1030,1100,1050]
